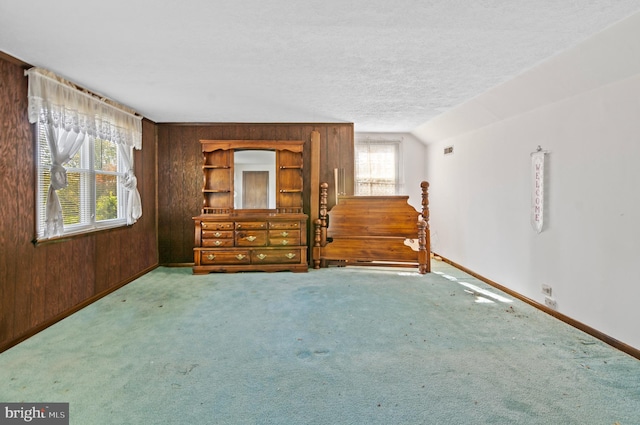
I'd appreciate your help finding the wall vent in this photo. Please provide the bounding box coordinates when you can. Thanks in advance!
[444,146,454,155]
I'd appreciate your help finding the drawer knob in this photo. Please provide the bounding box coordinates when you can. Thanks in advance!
[236,254,246,260]
[280,231,289,237]
[257,253,267,260]
[206,254,215,260]
[214,240,222,246]
[281,240,289,245]
[246,236,257,242]
[214,232,222,237]
[286,253,296,259]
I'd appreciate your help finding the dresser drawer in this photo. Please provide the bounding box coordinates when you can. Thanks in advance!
[200,250,251,264]
[235,221,267,230]
[202,230,233,239]
[202,238,234,247]
[251,249,303,264]
[268,229,300,239]
[269,221,301,230]
[201,222,234,231]
[269,237,300,247]
[236,231,267,246]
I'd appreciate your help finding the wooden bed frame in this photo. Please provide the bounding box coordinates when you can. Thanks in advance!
[312,181,431,274]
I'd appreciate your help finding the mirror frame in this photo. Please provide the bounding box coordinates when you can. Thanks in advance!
[200,140,305,214]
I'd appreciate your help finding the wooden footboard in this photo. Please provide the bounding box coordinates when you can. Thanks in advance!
[313,181,430,274]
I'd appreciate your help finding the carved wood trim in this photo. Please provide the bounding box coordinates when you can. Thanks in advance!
[200,140,304,152]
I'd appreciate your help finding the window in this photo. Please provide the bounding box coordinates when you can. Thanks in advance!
[355,139,402,195]
[36,127,127,239]
[27,67,142,242]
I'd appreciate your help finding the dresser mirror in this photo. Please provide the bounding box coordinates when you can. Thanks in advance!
[234,150,276,209]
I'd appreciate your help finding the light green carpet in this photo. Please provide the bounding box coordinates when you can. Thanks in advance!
[1,261,638,424]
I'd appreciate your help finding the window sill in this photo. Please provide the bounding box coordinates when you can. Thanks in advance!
[33,222,131,246]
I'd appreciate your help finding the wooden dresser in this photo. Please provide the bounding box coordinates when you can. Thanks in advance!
[193,213,308,273]
[193,139,310,274]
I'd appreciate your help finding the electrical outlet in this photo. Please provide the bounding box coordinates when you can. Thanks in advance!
[544,296,558,310]
[541,284,552,297]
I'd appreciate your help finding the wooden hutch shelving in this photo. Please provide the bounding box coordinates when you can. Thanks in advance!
[193,140,309,274]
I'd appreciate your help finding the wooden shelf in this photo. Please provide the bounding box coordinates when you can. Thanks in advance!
[195,139,308,274]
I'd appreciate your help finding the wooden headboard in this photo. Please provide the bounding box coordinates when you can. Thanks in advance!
[312,181,430,273]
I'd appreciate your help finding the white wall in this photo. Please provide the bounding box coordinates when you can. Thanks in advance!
[355,132,427,210]
[416,12,640,350]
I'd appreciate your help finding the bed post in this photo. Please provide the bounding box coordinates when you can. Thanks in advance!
[420,181,431,273]
[313,182,329,269]
[313,220,322,269]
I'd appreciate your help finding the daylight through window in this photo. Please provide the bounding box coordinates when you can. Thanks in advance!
[27,67,142,241]
[355,140,401,196]
[36,127,127,239]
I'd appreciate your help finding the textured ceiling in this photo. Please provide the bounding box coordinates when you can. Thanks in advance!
[1,1,639,133]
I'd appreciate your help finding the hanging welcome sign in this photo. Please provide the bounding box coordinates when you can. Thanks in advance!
[531,147,547,233]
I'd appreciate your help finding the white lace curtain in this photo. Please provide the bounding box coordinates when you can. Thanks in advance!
[26,67,143,236]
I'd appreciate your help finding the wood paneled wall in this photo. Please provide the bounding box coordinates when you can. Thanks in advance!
[0,56,159,352]
[157,123,354,265]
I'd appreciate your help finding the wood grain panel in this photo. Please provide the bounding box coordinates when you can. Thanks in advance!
[44,245,63,319]
[157,125,172,264]
[0,58,22,342]
[180,127,201,261]
[0,53,158,353]
[94,230,111,294]
[72,237,94,304]
[140,119,158,268]
[157,123,354,265]
[168,126,183,258]
[337,125,355,193]
[14,102,34,337]
[29,242,47,326]
[108,231,122,286]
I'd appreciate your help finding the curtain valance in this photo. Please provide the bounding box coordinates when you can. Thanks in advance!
[27,67,143,238]
[25,67,142,149]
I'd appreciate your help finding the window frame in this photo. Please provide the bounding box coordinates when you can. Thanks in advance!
[35,123,129,242]
[354,138,403,196]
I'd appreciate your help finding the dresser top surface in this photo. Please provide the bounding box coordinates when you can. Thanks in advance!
[194,212,308,222]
